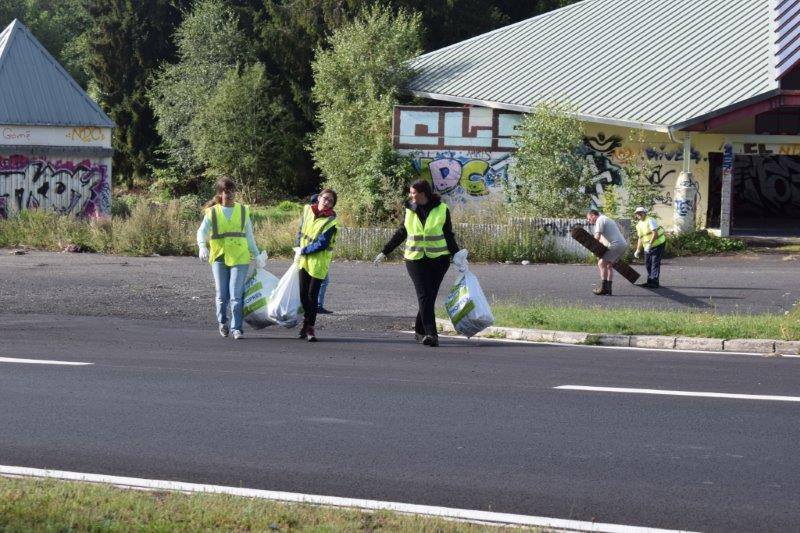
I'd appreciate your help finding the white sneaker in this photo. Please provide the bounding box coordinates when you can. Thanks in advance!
[232,329,243,340]
[219,324,229,337]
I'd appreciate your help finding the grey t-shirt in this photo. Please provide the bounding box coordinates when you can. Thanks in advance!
[594,215,627,248]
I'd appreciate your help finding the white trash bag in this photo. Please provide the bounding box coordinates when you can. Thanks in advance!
[444,262,494,338]
[242,260,280,330]
[267,261,303,328]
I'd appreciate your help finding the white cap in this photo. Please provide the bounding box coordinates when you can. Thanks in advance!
[634,206,647,214]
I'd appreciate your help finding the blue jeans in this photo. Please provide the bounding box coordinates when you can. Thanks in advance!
[317,273,329,307]
[645,243,665,282]
[212,261,249,332]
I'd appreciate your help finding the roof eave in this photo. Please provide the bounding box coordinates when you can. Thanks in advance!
[409,90,671,133]
[668,89,784,132]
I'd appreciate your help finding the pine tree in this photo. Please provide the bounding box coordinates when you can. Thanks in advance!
[83,0,186,187]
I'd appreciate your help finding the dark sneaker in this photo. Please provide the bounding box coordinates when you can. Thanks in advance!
[219,323,229,337]
[297,322,308,339]
[307,326,317,342]
[317,307,333,314]
[422,335,439,347]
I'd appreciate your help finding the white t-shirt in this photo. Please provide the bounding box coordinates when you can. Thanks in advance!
[594,215,627,248]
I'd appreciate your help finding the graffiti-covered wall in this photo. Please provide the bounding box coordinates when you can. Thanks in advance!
[393,105,800,232]
[393,106,521,205]
[0,125,113,218]
[0,154,111,218]
[393,106,701,222]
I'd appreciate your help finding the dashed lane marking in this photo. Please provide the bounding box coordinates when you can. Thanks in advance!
[0,357,92,366]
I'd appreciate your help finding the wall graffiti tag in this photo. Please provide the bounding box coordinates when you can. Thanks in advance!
[733,154,800,217]
[411,150,512,204]
[0,154,110,218]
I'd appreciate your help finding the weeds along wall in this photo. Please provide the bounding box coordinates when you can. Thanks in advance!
[0,125,113,219]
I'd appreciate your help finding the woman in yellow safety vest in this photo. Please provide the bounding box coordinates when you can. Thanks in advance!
[293,188,339,342]
[197,177,263,340]
[373,180,465,347]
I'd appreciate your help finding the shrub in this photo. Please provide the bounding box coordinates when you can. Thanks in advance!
[665,230,746,257]
[112,201,195,256]
[508,102,593,217]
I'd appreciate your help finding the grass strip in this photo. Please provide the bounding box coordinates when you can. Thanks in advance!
[0,476,533,532]
[484,302,800,340]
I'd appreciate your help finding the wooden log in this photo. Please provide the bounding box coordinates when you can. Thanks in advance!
[570,226,641,284]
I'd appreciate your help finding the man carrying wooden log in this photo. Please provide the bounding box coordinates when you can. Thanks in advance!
[586,209,628,296]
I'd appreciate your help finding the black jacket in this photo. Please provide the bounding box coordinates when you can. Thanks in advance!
[382,198,459,257]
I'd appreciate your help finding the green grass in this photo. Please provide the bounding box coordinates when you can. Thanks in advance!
[0,477,533,532]
[479,302,800,340]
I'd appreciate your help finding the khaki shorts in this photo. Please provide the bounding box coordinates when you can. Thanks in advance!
[602,244,627,263]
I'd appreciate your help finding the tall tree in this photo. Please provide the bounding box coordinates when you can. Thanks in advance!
[149,0,254,179]
[311,5,421,223]
[83,0,187,187]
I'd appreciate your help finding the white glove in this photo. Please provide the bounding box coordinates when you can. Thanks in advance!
[293,246,303,263]
[255,251,268,269]
[198,246,209,262]
[452,249,469,272]
[633,250,641,259]
[373,252,386,266]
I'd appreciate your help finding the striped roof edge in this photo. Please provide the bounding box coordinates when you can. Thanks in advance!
[406,0,792,132]
[0,19,114,128]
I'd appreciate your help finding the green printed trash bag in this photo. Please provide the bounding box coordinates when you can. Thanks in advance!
[243,266,280,329]
[444,269,494,338]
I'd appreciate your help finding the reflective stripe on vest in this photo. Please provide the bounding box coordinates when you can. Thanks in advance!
[636,217,666,249]
[403,203,449,260]
[298,204,338,279]
[207,203,250,266]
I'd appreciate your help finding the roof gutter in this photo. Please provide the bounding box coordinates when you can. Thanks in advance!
[409,90,671,133]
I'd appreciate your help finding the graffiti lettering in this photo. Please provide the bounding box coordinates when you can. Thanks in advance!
[2,127,32,141]
[674,198,693,217]
[412,151,511,203]
[733,154,800,216]
[778,145,800,156]
[65,127,105,143]
[645,145,701,164]
[394,106,521,152]
[0,155,110,218]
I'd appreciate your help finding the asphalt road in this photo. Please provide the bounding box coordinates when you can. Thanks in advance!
[1,313,798,532]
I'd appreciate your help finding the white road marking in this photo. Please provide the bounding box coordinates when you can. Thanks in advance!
[0,357,92,366]
[0,465,694,533]
[555,385,800,403]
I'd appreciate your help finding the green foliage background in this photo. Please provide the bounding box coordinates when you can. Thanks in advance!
[0,0,581,203]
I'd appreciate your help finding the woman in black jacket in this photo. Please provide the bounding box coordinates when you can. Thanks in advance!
[374,180,465,347]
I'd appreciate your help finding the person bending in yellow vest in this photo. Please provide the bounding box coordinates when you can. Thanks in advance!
[293,188,339,342]
[633,206,666,289]
[373,180,465,348]
[197,177,264,340]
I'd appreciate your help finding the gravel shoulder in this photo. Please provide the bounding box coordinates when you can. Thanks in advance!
[1,249,798,334]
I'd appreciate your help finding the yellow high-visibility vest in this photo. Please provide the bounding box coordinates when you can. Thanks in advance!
[403,203,449,260]
[207,203,251,266]
[298,204,338,279]
[636,216,666,249]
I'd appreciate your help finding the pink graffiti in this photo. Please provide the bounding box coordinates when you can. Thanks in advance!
[0,154,110,218]
[429,158,461,193]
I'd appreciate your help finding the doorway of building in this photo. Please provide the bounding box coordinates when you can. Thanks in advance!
[707,153,800,236]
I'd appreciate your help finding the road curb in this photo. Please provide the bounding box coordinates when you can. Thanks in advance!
[435,319,799,356]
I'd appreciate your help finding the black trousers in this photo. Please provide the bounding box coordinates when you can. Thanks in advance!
[405,255,451,336]
[645,243,665,282]
[299,268,324,326]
